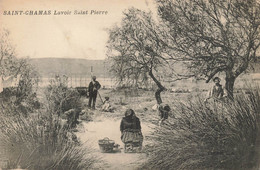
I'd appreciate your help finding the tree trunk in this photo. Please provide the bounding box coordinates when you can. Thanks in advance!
[155,88,164,104]
[148,69,165,104]
[225,72,236,99]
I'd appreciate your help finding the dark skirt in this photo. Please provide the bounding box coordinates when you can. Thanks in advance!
[160,111,168,119]
[121,129,143,144]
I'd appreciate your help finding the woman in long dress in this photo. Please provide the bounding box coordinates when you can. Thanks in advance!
[120,109,143,152]
[205,77,225,102]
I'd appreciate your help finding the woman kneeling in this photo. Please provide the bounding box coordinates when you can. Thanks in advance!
[120,109,143,153]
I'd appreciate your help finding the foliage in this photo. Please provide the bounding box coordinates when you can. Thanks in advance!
[15,60,39,104]
[0,107,98,170]
[0,29,97,170]
[142,88,260,170]
[155,0,260,98]
[107,8,173,104]
[0,29,19,77]
[0,29,40,116]
[44,75,81,117]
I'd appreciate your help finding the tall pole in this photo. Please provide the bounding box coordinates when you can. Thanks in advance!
[91,66,93,78]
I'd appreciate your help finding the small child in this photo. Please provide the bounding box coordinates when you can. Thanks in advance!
[158,103,171,126]
[102,96,112,112]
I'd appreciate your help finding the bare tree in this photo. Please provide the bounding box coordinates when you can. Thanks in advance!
[107,8,171,104]
[156,0,260,98]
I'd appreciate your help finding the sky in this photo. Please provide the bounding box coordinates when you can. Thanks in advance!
[0,0,157,60]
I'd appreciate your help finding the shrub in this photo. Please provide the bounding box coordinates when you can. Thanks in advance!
[0,74,99,170]
[0,61,40,116]
[44,75,81,117]
[142,88,260,170]
[0,107,99,170]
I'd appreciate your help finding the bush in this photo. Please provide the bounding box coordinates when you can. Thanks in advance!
[0,62,40,117]
[45,75,81,117]
[0,107,99,170]
[0,74,99,170]
[142,88,260,170]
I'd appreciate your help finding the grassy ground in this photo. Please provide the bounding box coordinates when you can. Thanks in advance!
[141,88,260,170]
[78,87,259,170]
[2,84,258,169]
[92,88,192,116]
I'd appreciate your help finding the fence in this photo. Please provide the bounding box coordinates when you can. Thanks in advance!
[38,76,117,88]
[2,73,260,90]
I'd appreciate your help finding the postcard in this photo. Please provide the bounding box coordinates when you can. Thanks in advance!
[0,0,259,170]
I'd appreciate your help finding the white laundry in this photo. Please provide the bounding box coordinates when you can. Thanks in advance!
[0,75,16,93]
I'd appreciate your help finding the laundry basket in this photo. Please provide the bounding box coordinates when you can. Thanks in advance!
[98,137,115,153]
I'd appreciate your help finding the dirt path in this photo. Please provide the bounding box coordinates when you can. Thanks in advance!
[76,115,153,170]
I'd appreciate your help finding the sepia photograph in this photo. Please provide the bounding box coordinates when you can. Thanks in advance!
[0,0,260,169]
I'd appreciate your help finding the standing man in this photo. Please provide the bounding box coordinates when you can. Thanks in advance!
[88,76,101,109]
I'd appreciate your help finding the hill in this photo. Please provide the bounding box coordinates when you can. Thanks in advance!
[29,58,111,78]
[28,58,260,79]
